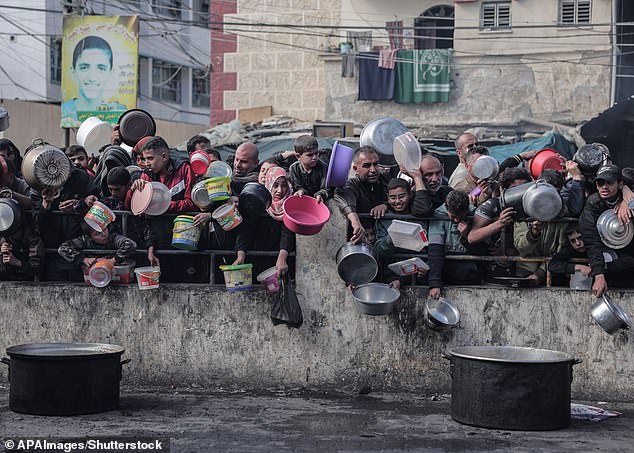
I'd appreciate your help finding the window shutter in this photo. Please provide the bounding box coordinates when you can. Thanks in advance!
[482,4,497,29]
[497,4,511,28]
[560,0,591,24]
[577,0,591,23]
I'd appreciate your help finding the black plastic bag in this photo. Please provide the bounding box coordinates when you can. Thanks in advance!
[271,273,303,328]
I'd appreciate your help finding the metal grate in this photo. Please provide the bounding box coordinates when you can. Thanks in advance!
[481,2,511,31]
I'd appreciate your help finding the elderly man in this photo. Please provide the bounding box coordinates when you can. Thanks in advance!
[335,146,390,244]
[579,164,634,297]
[410,154,453,218]
[231,142,260,194]
[449,132,478,192]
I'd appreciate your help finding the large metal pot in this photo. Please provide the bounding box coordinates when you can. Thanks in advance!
[596,209,634,249]
[445,346,581,430]
[1,342,129,415]
[335,242,378,285]
[21,139,71,191]
[522,180,562,221]
[359,117,409,165]
[500,181,531,218]
[591,294,631,335]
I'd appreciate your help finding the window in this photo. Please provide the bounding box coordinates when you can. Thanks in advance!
[559,0,592,25]
[152,59,182,103]
[415,5,454,50]
[152,0,181,19]
[50,37,62,84]
[192,68,210,108]
[481,2,511,31]
[193,0,210,26]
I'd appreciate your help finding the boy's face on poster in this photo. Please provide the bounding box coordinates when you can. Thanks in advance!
[73,48,111,102]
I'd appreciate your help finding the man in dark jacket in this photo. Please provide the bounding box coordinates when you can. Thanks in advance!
[579,164,634,297]
[549,222,589,286]
[335,146,390,244]
[409,154,453,218]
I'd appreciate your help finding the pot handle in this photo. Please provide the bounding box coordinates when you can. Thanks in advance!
[572,358,582,365]
[0,357,9,365]
[441,353,450,360]
[121,358,131,365]
[118,358,131,381]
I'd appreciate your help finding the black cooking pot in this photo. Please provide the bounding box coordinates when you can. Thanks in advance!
[2,342,130,415]
[573,143,610,176]
[238,182,272,218]
[0,198,22,236]
[445,346,581,430]
[500,181,531,218]
[118,109,156,147]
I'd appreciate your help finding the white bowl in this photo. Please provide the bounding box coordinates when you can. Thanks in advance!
[76,117,112,154]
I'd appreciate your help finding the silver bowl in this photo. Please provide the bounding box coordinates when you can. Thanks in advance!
[591,294,631,335]
[352,283,400,316]
[425,297,460,329]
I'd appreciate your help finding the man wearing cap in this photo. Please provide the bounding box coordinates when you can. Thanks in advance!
[579,164,634,297]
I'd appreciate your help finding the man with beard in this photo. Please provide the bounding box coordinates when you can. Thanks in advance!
[231,142,260,194]
[335,146,390,244]
[410,154,452,218]
[579,164,634,297]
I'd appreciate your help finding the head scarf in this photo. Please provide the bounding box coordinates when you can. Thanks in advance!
[132,136,154,160]
[264,166,292,221]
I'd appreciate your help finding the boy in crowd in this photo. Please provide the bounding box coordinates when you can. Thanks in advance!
[288,135,330,203]
[0,159,31,209]
[77,167,159,267]
[58,220,136,270]
[66,145,95,177]
[549,222,589,286]
[427,190,480,298]
[0,197,44,281]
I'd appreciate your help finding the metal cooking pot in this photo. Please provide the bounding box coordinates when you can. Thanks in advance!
[500,181,531,218]
[573,143,611,176]
[445,346,581,430]
[2,342,130,415]
[0,198,22,236]
[591,294,631,335]
[425,297,460,329]
[118,109,156,147]
[238,182,272,218]
[522,180,562,221]
[192,180,212,209]
[471,155,499,181]
[21,139,71,191]
[359,117,409,165]
[352,282,400,315]
[335,242,378,285]
[596,209,634,249]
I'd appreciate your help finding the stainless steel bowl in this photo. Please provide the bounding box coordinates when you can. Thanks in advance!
[425,297,460,329]
[596,210,634,249]
[352,283,400,316]
[591,294,631,335]
[471,155,499,181]
[359,117,409,165]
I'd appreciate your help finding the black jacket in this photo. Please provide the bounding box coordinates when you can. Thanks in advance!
[334,174,390,216]
[410,186,453,218]
[549,243,587,275]
[579,192,619,276]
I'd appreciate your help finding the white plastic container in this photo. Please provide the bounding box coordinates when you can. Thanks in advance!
[393,132,421,172]
[569,270,592,290]
[387,220,428,252]
[76,117,112,154]
[388,257,429,276]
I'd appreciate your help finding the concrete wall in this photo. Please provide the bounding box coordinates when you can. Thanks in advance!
[0,204,632,401]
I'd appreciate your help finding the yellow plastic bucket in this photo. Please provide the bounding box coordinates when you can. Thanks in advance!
[204,176,231,202]
[219,264,252,292]
[172,215,201,251]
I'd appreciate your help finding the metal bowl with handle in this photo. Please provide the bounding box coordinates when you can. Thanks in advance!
[591,294,631,335]
[336,242,378,285]
[352,282,400,315]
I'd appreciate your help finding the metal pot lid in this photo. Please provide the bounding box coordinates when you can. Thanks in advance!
[0,198,18,232]
[448,346,577,363]
[6,342,125,358]
[359,117,409,165]
[522,181,562,222]
[471,155,499,181]
[597,209,634,249]
[30,146,71,189]
[118,109,156,147]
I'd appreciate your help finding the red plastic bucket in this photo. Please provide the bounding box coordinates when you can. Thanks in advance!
[190,150,211,176]
[134,266,160,290]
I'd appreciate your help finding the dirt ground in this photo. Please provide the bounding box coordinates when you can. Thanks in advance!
[1,385,633,452]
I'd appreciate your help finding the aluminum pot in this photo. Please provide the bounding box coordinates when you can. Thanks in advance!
[1,342,130,415]
[0,198,22,236]
[445,346,581,430]
[573,143,610,176]
[335,242,378,285]
[471,155,499,181]
[352,282,400,315]
[500,181,531,218]
[359,117,409,165]
[238,182,272,218]
[591,294,631,335]
[596,209,634,249]
[522,180,562,221]
[425,297,460,329]
[21,139,71,191]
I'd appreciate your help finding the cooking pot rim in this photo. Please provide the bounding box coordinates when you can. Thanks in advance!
[6,342,125,358]
[447,346,578,363]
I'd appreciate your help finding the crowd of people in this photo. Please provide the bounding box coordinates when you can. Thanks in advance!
[1,127,634,298]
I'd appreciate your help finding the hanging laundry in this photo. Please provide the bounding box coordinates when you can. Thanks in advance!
[358,52,395,101]
[378,49,398,70]
[348,31,373,53]
[394,49,452,103]
[385,20,403,49]
[341,54,355,78]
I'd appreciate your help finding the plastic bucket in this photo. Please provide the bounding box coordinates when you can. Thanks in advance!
[190,150,211,176]
[134,266,160,290]
[172,216,201,251]
[113,260,135,284]
[84,201,116,233]
[256,267,280,292]
[88,258,115,288]
[204,177,231,202]
[219,264,252,292]
[570,270,592,290]
[212,203,243,231]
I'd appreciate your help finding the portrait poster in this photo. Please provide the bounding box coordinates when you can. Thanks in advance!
[61,15,139,128]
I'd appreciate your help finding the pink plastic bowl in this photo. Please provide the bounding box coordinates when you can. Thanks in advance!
[282,195,331,236]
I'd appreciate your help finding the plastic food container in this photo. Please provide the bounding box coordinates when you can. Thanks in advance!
[172,216,201,251]
[204,177,231,202]
[113,260,135,284]
[256,267,280,292]
[387,220,428,252]
[84,201,116,233]
[212,202,243,231]
[388,257,429,276]
[220,264,253,292]
[134,266,160,290]
[88,259,115,288]
[190,150,210,176]
[282,195,331,235]
[131,181,171,216]
[393,132,421,172]
[76,117,112,154]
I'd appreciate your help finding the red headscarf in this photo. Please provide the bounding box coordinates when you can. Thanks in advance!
[132,136,154,158]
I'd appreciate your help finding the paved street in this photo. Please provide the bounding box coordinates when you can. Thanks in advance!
[1,385,633,452]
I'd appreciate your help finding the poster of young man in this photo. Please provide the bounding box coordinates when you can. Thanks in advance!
[61,15,139,128]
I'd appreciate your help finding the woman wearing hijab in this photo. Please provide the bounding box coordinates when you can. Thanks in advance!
[234,167,296,277]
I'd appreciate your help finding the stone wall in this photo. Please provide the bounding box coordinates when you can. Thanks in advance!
[0,204,632,401]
